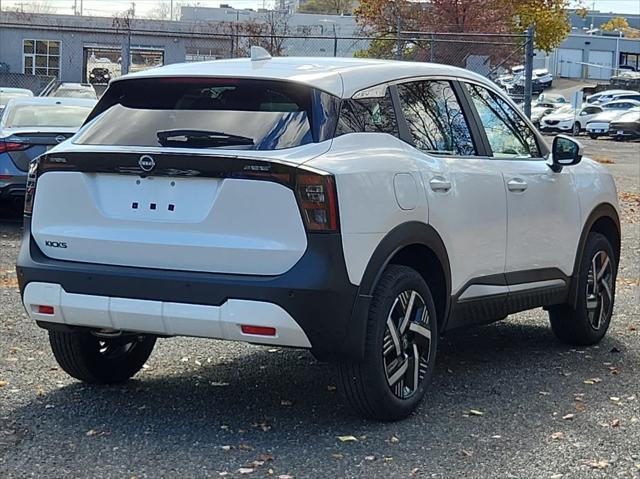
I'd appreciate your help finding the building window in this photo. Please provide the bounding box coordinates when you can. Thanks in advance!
[23,39,61,78]
[185,47,223,62]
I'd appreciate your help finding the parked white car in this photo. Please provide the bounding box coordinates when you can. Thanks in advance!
[586,99,640,138]
[0,87,33,114]
[540,104,604,136]
[586,89,640,105]
[17,52,621,421]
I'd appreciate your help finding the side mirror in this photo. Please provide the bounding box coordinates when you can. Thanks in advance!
[550,135,582,172]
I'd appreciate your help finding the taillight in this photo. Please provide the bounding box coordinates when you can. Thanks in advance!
[295,172,339,232]
[23,160,39,216]
[0,141,28,154]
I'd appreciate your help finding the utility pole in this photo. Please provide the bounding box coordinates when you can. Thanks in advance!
[80,0,83,15]
[170,0,174,20]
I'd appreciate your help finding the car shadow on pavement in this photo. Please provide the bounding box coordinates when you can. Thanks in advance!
[8,317,629,450]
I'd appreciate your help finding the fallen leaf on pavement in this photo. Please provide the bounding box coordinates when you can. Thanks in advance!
[364,455,376,461]
[0,380,7,388]
[468,409,484,416]
[583,377,602,385]
[331,453,344,459]
[86,429,98,436]
[585,460,609,469]
[410,467,420,475]
[337,435,358,442]
[280,399,293,407]
[278,475,294,479]
[389,435,400,444]
[611,419,620,427]
[562,414,575,420]
[327,385,337,392]
[551,432,564,440]
[237,468,254,475]
[460,449,473,457]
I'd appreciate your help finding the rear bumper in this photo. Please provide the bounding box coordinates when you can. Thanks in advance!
[0,154,27,200]
[608,127,640,139]
[24,282,312,348]
[17,223,368,358]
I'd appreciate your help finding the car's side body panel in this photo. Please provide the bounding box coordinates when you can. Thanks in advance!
[308,134,429,286]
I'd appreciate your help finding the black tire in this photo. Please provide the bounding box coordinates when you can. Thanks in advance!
[589,134,598,140]
[549,233,617,346]
[572,122,581,136]
[339,265,438,421]
[49,331,156,384]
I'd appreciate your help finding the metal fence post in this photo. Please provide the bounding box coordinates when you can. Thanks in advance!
[395,15,401,60]
[430,33,435,62]
[523,25,535,119]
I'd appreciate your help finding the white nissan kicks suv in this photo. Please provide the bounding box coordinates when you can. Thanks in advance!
[17,52,621,421]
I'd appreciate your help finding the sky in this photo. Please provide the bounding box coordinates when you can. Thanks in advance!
[0,0,638,17]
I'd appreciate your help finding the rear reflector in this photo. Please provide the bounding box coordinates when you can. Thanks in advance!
[37,305,55,315]
[241,325,277,336]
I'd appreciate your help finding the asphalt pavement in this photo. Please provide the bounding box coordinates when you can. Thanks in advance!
[0,137,638,479]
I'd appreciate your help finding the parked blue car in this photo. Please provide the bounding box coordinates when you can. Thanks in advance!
[0,96,96,209]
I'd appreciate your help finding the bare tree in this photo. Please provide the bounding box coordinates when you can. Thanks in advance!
[149,2,171,20]
[13,1,56,14]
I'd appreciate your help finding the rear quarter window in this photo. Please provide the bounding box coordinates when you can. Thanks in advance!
[335,90,398,136]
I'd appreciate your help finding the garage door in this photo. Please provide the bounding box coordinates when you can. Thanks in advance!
[557,49,583,78]
[588,50,613,80]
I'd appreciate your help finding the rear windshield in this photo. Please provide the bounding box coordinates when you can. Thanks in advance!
[76,78,339,150]
[53,88,97,99]
[2,104,93,128]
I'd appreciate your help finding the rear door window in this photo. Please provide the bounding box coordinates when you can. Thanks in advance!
[77,78,339,150]
[396,80,476,156]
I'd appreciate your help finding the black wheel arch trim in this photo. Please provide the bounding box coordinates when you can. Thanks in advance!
[343,222,452,359]
[568,202,621,307]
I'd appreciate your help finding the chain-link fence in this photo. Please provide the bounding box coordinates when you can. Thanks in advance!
[0,11,533,108]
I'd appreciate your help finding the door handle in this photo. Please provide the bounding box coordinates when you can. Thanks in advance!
[507,178,528,192]
[429,176,452,192]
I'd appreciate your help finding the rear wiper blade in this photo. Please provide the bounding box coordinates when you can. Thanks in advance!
[157,129,254,148]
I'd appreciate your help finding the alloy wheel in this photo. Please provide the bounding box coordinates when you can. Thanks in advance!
[586,250,614,330]
[382,290,432,399]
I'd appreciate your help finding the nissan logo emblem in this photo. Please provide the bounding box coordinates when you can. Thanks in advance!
[139,155,156,172]
[55,135,66,144]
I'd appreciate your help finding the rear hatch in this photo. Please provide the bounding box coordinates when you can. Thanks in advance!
[27,77,340,276]
[1,128,76,171]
